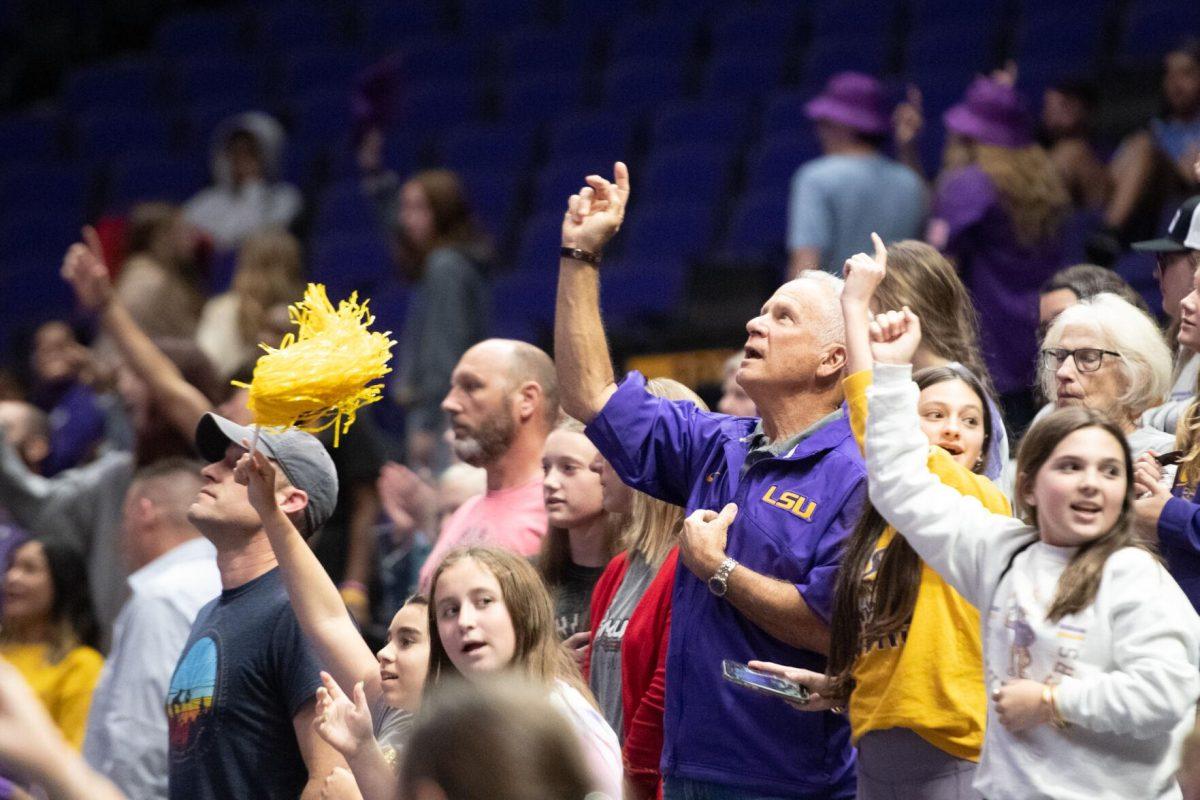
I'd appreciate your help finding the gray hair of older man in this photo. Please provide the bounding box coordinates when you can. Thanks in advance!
[1039,291,1173,417]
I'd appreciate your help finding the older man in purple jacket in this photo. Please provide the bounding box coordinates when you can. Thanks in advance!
[554,163,863,799]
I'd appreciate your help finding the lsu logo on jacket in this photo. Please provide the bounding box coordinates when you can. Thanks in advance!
[761,485,817,520]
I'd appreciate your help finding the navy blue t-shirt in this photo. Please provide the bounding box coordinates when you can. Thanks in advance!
[166,568,324,799]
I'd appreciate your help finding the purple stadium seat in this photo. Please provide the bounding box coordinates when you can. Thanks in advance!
[108,155,208,209]
[64,58,160,113]
[154,9,248,57]
[603,58,685,118]
[744,132,822,195]
[310,230,394,299]
[651,99,750,149]
[500,72,584,126]
[76,110,174,160]
[547,112,635,163]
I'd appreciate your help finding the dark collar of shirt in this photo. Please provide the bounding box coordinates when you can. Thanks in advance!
[740,408,844,477]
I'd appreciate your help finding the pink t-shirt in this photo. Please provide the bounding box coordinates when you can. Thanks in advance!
[418,477,548,591]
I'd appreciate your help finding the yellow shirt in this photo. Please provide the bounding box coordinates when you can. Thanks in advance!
[1,641,104,749]
[844,370,1009,762]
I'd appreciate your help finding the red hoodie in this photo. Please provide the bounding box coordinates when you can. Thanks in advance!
[585,547,678,800]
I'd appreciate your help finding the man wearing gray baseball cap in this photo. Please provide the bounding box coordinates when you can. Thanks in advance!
[165,412,344,800]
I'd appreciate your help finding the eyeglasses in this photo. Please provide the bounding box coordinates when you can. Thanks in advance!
[1041,347,1122,373]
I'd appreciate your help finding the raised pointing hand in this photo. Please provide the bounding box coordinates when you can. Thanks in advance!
[842,232,888,307]
[561,161,631,255]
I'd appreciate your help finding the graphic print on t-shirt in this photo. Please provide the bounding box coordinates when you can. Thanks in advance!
[167,636,218,754]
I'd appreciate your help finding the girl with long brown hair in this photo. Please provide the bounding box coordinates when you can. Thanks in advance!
[536,417,621,649]
[857,306,1198,799]
[425,545,621,799]
[753,238,1008,799]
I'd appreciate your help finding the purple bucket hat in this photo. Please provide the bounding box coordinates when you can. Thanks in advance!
[943,76,1034,148]
[804,71,891,135]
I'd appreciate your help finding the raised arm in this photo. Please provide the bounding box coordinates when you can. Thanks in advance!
[841,233,888,378]
[0,658,126,800]
[235,448,381,702]
[61,228,212,441]
[554,162,629,423]
[866,310,1031,608]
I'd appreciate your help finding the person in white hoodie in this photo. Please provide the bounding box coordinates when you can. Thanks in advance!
[862,306,1200,800]
[184,112,302,252]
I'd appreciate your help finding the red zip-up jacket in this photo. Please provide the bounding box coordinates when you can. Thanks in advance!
[585,547,678,800]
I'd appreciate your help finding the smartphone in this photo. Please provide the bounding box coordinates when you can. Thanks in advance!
[721,660,811,704]
[1156,450,1184,467]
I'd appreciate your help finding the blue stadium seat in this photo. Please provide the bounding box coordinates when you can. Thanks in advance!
[490,268,553,342]
[64,58,160,113]
[458,0,539,38]
[282,48,368,97]
[499,25,592,79]
[909,0,1003,29]
[906,22,998,82]
[289,89,355,151]
[398,36,486,83]
[744,132,822,195]
[702,50,785,101]
[256,6,345,51]
[0,111,63,162]
[314,178,379,237]
[0,163,90,221]
[547,112,635,163]
[108,155,208,209]
[723,190,789,260]
[400,79,481,134]
[651,99,750,149]
[710,5,799,54]
[640,143,731,210]
[1119,0,1200,63]
[76,110,174,160]
[809,0,899,40]
[802,35,888,86]
[602,203,713,316]
[501,72,584,126]
[761,89,815,138]
[441,122,535,175]
[174,56,268,106]
[0,213,83,270]
[310,231,394,299]
[515,210,572,274]
[361,1,443,55]
[560,0,642,27]
[603,58,686,118]
[456,168,520,242]
[154,9,247,57]
[611,18,698,63]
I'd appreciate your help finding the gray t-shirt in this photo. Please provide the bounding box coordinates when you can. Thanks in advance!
[371,700,413,773]
[553,561,607,640]
[588,552,657,738]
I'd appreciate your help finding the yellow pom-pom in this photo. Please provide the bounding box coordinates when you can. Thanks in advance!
[233,283,395,446]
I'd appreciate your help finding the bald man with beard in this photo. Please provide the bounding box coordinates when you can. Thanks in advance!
[417,339,558,590]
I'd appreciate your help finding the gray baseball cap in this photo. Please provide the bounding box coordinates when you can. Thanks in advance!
[195,413,339,535]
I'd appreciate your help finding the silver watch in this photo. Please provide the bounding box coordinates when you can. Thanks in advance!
[707,557,738,597]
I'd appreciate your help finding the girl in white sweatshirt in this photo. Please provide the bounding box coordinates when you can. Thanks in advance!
[865,308,1200,800]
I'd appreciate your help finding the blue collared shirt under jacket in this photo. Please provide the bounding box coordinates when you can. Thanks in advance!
[586,371,865,798]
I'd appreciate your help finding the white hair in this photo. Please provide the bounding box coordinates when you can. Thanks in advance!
[1040,292,1172,416]
[793,270,845,347]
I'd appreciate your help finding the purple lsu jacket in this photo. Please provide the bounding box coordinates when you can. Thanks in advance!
[586,372,864,798]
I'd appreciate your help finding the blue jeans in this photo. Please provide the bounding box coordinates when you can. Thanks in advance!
[663,777,818,800]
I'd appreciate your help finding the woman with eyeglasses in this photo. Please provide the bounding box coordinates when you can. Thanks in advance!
[1038,292,1175,463]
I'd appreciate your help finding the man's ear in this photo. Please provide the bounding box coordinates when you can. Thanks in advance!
[513,380,543,424]
[816,343,847,378]
[277,485,310,518]
[22,435,50,471]
[135,496,158,526]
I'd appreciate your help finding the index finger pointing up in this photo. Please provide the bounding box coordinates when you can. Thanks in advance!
[614,161,630,198]
[870,232,887,265]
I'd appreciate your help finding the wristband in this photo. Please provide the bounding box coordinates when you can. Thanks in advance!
[1043,684,1068,729]
[560,246,602,265]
